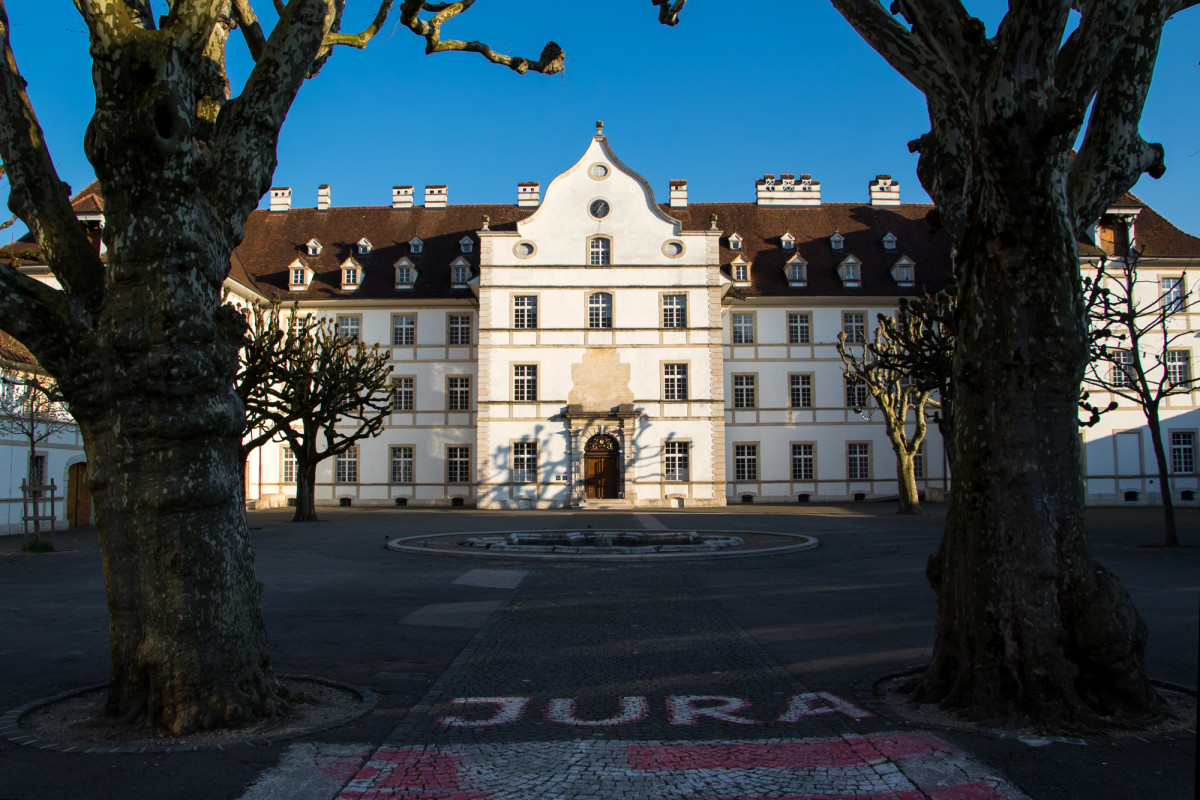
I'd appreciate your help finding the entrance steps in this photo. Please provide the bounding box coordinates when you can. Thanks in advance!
[575,499,634,511]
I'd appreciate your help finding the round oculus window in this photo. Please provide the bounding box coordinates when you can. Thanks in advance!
[589,163,609,179]
[663,240,684,257]
[589,199,611,219]
[514,241,535,258]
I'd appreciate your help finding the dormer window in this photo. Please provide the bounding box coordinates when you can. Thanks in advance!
[340,258,362,290]
[459,236,474,254]
[305,238,322,256]
[1096,216,1131,257]
[837,255,862,287]
[357,237,373,255]
[830,231,844,250]
[409,237,423,254]
[882,232,897,250]
[728,233,743,251]
[450,257,470,286]
[891,256,916,287]
[394,257,417,289]
[780,232,795,251]
[287,258,312,291]
[784,255,807,287]
[731,255,750,283]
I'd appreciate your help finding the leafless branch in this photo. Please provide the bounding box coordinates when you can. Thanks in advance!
[828,0,954,102]
[0,1,104,299]
[652,0,688,26]
[231,0,268,61]
[399,0,565,75]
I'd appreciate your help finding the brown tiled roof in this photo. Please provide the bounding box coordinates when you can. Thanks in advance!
[1077,193,1200,259]
[669,202,954,297]
[230,202,957,299]
[0,330,36,367]
[70,180,104,214]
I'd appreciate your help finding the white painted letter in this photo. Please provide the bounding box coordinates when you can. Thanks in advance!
[545,696,649,727]
[776,692,873,721]
[438,696,530,727]
[667,695,759,726]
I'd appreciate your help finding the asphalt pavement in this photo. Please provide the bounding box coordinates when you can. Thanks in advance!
[0,504,1195,799]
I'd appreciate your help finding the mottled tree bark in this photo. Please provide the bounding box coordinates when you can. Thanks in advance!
[828,0,1187,729]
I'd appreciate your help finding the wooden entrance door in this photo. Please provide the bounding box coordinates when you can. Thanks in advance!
[584,435,620,499]
[67,462,91,527]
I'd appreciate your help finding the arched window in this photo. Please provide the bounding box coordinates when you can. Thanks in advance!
[588,236,611,266]
[587,292,613,329]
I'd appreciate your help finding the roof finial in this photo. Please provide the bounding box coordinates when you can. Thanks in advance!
[481,214,490,231]
[710,213,718,230]
[596,120,604,136]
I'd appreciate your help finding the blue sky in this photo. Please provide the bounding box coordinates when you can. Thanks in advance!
[5,2,1200,240]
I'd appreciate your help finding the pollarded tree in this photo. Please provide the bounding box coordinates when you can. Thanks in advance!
[1085,251,1198,547]
[254,317,393,522]
[0,0,681,734]
[0,370,74,548]
[828,1,1196,729]
[837,326,933,514]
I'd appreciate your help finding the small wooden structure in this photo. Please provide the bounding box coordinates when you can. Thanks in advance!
[20,478,57,549]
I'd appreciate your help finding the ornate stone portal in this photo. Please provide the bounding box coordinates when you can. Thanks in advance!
[564,349,641,505]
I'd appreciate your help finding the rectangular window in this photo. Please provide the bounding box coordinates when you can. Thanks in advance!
[791,443,814,481]
[733,262,749,282]
[390,446,414,484]
[789,374,813,408]
[733,374,757,408]
[787,313,811,344]
[290,267,306,286]
[1111,349,1134,388]
[1162,277,1185,313]
[336,315,361,342]
[588,293,613,329]
[513,364,538,402]
[589,237,611,266]
[452,266,469,284]
[392,377,414,411]
[662,295,688,328]
[448,315,471,345]
[1171,431,1196,474]
[395,266,413,285]
[848,443,871,481]
[734,444,758,481]
[343,268,359,286]
[512,441,538,483]
[282,447,297,483]
[843,312,866,344]
[664,441,690,482]
[845,376,868,409]
[336,447,358,484]
[513,296,538,329]
[447,376,471,411]
[1166,350,1191,385]
[732,313,754,344]
[664,363,689,401]
[447,446,471,484]
[392,314,416,346]
[913,446,925,479]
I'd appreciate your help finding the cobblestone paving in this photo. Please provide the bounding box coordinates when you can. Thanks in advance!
[339,564,1028,799]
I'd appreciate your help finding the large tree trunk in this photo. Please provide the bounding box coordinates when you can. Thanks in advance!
[293,460,320,522]
[894,447,920,515]
[914,155,1160,730]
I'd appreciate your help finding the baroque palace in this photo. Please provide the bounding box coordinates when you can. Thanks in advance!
[3,125,1199,519]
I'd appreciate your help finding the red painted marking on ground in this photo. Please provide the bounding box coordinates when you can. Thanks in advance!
[339,748,490,799]
[321,752,372,781]
[628,733,954,770]
[650,794,926,800]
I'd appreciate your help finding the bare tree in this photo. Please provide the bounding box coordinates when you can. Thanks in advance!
[1085,251,1197,547]
[0,0,680,734]
[249,315,393,522]
[827,1,1197,729]
[837,326,933,514]
[0,370,73,547]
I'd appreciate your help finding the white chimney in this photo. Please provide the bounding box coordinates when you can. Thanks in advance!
[424,184,447,208]
[869,174,901,206]
[392,185,414,209]
[317,184,331,211]
[517,182,540,207]
[756,173,820,207]
[669,180,688,208]
[269,187,292,212]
